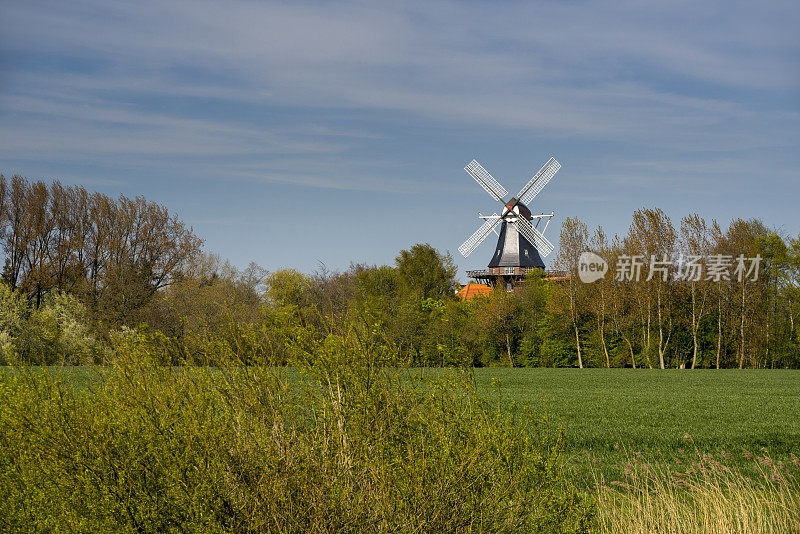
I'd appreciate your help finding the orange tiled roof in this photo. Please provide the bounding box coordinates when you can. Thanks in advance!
[457,283,492,300]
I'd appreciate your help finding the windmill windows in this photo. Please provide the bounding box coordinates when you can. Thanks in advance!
[504,266,515,275]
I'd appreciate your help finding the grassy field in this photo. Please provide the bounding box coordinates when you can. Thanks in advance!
[473,369,800,482]
[473,368,800,532]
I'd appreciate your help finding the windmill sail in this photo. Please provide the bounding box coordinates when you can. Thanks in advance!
[458,216,503,258]
[515,217,554,257]
[517,157,560,205]
[458,156,559,284]
[465,160,508,203]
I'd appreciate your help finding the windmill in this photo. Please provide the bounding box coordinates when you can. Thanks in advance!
[458,157,561,287]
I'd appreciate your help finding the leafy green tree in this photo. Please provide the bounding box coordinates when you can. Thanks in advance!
[515,270,553,366]
[265,269,310,307]
[395,243,457,300]
[473,288,520,366]
[352,264,399,302]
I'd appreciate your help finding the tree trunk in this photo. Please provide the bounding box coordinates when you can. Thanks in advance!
[600,288,610,367]
[570,292,583,368]
[716,289,722,369]
[739,283,746,369]
[691,283,698,369]
[573,323,583,369]
[624,337,636,369]
[597,305,609,367]
[641,305,653,369]
[657,288,666,369]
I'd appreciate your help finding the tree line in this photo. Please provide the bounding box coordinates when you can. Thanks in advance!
[0,174,201,322]
[0,174,798,368]
[555,208,800,369]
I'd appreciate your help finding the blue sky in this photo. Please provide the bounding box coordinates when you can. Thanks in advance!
[1,1,798,279]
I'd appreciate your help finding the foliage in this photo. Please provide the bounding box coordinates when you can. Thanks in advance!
[21,292,104,365]
[0,335,595,532]
[395,242,458,299]
[0,285,104,365]
[553,210,800,369]
[0,174,202,324]
[0,283,26,361]
[2,175,800,370]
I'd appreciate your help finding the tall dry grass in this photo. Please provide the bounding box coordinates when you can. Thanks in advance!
[595,444,800,533]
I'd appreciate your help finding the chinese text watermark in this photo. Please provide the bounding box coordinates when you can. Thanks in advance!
[578,253,762,283]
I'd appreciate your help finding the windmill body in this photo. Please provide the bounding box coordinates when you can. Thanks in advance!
[457,157,560,288]
[488,221,545,270]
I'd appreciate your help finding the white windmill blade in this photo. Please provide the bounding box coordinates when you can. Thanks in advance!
[515,217,555,257]
[458,216,504,258]
[465,160,508,203]
[516,157,560,205]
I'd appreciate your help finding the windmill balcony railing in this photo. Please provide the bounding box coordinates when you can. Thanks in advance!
[466,268,569,280]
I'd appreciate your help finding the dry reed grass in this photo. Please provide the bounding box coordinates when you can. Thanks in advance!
[595,443,800,533]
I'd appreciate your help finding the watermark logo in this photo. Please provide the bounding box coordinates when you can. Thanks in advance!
[577,252,762,283]
[578,251,608,283]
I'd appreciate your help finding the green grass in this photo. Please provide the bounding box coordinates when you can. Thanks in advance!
[473,369,800,484]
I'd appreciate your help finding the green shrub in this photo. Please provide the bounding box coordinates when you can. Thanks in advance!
[0,284,27,363]
[18,292,105,365]
[0,331,594,532]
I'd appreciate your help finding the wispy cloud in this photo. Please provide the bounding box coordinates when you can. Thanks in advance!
[0,0,797,271]
[4,2,796,128]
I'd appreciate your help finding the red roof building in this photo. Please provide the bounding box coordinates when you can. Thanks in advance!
[456,282,492,300]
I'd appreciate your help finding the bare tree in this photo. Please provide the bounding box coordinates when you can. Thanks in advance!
[0,175,202,323]
[555,216,589,368]
[679,214,712,369]
[628,208,676,369]
[590,226,612,367]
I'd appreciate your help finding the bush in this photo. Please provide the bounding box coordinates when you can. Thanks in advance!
[18,292,104,365]
[0,284,27,363]
[0,331,595,532]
